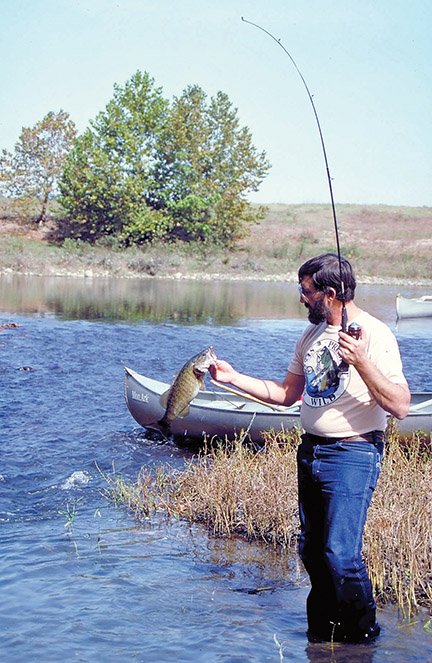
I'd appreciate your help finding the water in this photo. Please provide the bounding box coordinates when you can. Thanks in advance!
[1,276,431,662]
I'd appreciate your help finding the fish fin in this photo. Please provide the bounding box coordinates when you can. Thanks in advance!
[159,388,171,408]
[176,404,190,419]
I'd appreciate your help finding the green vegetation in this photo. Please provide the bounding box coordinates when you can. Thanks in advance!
[1,71,269,248]
[1,70,431,268]
[59,71,269,248]
[104,424,432,617]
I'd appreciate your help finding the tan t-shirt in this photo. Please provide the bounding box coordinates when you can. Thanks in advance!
[288,310,408,437]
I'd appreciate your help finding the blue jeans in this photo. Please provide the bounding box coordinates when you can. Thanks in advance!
[297,434,384,642]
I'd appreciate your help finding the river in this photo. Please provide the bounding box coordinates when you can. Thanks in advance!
[1,275,431,662]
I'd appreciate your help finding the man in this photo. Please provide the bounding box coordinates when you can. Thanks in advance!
[210,253,410,643]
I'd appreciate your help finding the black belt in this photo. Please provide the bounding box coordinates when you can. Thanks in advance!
[302,430,385,445]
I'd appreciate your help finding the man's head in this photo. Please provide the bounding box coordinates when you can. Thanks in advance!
[298,253,356,324]
[298,253,356,301]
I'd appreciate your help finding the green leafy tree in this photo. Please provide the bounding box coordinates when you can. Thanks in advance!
[0,110,77,224]
[152,85,270,246]
[59,71,170,242]
[59,71,270,247]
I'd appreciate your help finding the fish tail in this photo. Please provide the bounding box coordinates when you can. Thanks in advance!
[156,416,171,438]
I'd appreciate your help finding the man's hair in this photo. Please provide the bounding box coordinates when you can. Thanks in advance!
[298,253,356,302]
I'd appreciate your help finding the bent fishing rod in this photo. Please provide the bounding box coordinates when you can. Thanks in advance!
[242,17,348,331]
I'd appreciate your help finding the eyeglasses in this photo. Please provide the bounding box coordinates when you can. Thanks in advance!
[298,284,317,300]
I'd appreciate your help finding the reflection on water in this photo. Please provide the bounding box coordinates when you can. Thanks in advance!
[0,274,428,325]
[0,274,303,323]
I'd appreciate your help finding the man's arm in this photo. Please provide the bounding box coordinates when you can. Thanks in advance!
[353,360,410,419]
[339,330,410,419]
[210,360,305,407]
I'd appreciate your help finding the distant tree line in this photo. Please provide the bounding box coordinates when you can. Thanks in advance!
[0,71,270,248]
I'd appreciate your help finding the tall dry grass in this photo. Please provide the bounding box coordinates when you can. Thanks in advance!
[365,420,432,616]
[171,432,300,545]
[105,425,432,617]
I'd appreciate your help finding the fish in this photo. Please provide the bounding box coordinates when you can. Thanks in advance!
[157,346,217,436]
[310,347,339,393]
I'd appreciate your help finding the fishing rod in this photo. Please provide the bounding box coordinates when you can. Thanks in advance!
[241,17,348,331]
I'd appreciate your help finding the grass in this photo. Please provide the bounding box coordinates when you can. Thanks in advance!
[365,420,432,616]
[103,424,432,618]
[1,201,431,283]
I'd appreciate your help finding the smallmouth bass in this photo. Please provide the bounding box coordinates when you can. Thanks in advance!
[158,346,217,435]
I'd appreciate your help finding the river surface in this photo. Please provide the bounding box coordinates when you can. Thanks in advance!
[1,275,431,662]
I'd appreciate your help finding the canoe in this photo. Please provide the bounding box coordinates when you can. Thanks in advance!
[124,367,432,441]
[396,294,432,319]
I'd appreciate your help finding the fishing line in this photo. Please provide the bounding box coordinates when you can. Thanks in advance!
[241,17,347,330]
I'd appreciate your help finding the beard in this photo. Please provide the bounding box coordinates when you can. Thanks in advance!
[306,296,331,325]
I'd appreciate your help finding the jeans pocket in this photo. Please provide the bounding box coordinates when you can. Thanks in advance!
[334,441,382,491]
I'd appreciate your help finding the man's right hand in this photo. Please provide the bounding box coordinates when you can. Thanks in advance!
[209,359,237,384]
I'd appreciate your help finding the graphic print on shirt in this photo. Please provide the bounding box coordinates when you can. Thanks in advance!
[303,337,350,407]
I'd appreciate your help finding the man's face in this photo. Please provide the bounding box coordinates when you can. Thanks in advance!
[298,276,331,325]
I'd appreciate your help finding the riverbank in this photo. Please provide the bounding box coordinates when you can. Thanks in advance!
[1,203,431,286]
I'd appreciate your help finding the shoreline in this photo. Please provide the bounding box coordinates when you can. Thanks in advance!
[1,267,431,288]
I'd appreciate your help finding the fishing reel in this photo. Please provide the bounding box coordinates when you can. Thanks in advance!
[339,323,362,372]
[347,322,362,339]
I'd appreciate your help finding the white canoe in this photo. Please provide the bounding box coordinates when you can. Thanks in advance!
[396,295,432,319]
[124,367,432,441]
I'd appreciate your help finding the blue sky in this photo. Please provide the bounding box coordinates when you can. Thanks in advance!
[1,0,431,206]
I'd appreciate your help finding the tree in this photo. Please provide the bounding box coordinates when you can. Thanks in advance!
[59,71,170,243]
[156,85,270,245]
[0,111,77,224]
[59,71,270,247]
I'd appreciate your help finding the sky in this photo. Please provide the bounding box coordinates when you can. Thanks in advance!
[1,0,431,207]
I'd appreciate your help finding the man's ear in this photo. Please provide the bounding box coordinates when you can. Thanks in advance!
[325,287,337,302]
